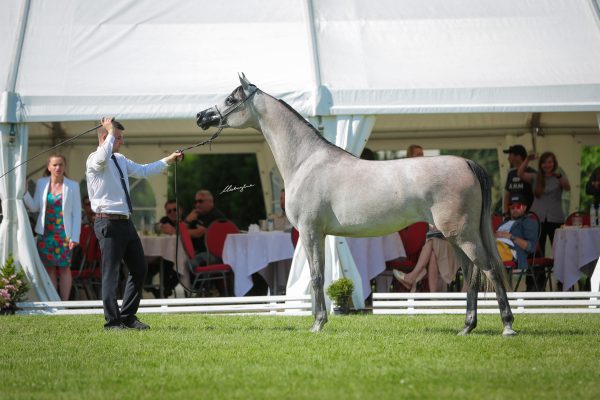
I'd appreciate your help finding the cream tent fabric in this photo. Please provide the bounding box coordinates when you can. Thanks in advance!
[3,0,600,122]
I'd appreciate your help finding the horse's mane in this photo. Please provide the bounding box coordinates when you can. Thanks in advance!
[276,98,355,157]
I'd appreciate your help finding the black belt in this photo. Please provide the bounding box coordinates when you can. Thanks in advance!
[96,213,129,220]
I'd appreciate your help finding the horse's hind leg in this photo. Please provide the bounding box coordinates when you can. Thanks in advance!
[300,230,327,332]
[483,268,517,336]
[459,267,480,336]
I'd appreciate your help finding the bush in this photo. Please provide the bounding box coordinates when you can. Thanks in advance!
[0,255,29,313]
[326,278,354,307]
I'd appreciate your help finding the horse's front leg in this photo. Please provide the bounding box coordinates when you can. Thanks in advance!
[458,269,480,336]
[301,231,327,332]
[483,268,517,336]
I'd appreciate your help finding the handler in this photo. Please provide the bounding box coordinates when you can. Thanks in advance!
[86,117,182,330]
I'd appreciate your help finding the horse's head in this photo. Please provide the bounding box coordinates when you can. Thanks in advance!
[196,73,258,130]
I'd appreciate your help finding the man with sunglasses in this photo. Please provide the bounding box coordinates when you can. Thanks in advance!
[495,193,539,291]
[157,199,179,235]
[185,190,227,266]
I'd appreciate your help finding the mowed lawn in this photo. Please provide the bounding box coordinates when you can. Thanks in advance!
[2,313,600,399]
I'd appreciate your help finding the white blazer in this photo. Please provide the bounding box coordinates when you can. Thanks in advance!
[24,176,82,244]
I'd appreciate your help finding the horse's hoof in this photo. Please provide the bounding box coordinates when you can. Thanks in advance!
[502,327,518,337]
[310,319,326,333]
[457,327,473,336]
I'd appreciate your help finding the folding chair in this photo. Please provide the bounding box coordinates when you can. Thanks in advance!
[71,224,102,299]
[186,219,239,296]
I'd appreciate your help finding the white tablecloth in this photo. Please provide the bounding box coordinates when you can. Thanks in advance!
[553,227,600,291]
[223,231,406,298]
[286,233,406,306]
[139,235,190,288]
[345,235,405,299]
[222,231,294,296]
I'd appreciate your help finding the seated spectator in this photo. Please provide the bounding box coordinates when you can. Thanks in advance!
[185,190,226,265]
[393,143,460,292]
[392,226,460,292]
[495,193,539,291]
[156,199,179,235]
[144,199,181,298]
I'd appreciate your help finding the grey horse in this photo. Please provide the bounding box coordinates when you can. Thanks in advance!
[197,74,516,336]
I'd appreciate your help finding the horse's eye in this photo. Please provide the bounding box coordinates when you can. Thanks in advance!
[225,96,236,106]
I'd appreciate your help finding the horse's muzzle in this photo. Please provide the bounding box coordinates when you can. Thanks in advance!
[196,109,219,130]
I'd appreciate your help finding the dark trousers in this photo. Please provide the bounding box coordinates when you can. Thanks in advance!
[94,218,147,325]
[538,220,561,256]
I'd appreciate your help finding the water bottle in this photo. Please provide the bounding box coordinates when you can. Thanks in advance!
[591,204,599,227]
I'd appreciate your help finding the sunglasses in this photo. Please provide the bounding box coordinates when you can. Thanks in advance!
[509,203,524,209]
[167,208,177,213]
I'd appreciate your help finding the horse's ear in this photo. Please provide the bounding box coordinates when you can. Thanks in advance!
[239,72,251,91]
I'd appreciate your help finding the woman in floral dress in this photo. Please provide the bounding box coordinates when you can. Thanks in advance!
[24,155,81,300]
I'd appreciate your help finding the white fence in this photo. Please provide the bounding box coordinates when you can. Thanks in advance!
[16,292,600,316]
[16,295,312,316]
[372,292,600,315]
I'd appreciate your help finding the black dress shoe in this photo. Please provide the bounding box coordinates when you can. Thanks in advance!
[122,317,150,330]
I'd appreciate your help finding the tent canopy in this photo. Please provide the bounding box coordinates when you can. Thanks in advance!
[3,0,600,123]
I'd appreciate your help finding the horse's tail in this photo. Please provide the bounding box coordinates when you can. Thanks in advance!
[466,159,509,290]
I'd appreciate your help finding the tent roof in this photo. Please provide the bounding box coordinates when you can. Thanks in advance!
[2,0,600,123]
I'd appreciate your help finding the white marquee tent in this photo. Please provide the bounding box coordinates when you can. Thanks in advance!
[2,0,600,302]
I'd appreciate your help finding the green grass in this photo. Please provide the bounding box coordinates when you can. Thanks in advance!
[2,313,600,399]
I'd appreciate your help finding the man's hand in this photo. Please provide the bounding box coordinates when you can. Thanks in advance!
[495,231,510,239]
[165,151,184,165]
[185,209,199,223]
[101,116,115,132]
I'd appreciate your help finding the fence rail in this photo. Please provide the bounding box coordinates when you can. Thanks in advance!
[16,295,313,316]
[372,292,600,315]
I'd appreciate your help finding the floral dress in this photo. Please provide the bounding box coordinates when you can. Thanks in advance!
[36,192,72,268]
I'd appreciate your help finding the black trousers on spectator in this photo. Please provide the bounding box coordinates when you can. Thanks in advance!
[94,218,147,326]
[538,220,561,257]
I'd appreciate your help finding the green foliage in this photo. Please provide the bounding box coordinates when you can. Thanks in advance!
[0,255,29,311]
[326,277,354,306]
[167,153,265,230]
[579,146,600,211]
[2,314,600,399]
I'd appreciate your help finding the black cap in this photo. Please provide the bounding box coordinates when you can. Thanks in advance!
[503,145,527,159]
[509,193,526,205]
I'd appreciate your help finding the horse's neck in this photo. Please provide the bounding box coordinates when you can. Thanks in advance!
[256,97,329,182]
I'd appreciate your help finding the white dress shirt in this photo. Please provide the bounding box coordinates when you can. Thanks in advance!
[85,134,169,215]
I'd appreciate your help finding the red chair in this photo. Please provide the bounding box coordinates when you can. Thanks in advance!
[385,221,428,292]
[291,227,299,248]
[492,214,503,232]
[565,211,591,226]
[71,224,102,299]
[186,219,239,296]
